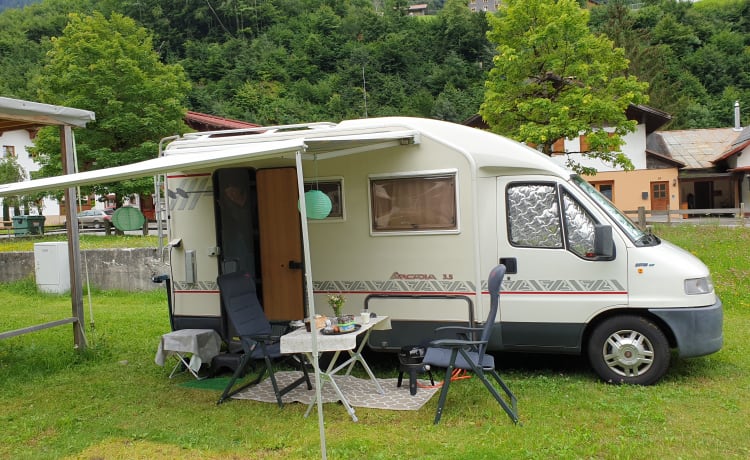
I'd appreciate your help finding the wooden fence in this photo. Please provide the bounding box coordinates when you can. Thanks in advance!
[623,203,748,228]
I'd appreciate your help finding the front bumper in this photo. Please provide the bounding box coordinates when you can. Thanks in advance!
[649,298,723,358]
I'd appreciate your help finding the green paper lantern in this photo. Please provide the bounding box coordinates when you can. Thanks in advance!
[111,206,146,231]
[301,190,332,220]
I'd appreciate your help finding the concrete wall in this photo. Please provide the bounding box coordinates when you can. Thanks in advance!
[0,247,169,292]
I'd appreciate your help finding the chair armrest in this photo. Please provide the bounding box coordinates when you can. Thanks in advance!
[434,326,483,340]
[246,333,280,344]
[434,326,483,334]
[429,338,485,349]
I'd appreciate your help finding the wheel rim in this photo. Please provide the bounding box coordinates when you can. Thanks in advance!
[602,329,655,377]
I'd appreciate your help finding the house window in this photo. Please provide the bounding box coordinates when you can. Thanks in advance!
[370,173,457,232]
[652,182,667,199]
[590,181,614,201]
[552,138,565,153]
[580,132,615,152]
[304,179,344,219]
[2,145,15,158]
[579,135,589,152]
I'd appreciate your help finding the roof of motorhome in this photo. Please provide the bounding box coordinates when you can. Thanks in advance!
[166,117,573,177]
[0,117,571,197]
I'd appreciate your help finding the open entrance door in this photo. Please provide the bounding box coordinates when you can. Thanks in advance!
[215,167,304,322]
[256,167,305,321]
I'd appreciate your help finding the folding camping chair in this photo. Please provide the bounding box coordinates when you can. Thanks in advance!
[216,271,312,406]
[423,264,519,424]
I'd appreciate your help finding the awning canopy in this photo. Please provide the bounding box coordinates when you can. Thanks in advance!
[0,139,306,196]
[0,96,95,132]
[0,130,419,197]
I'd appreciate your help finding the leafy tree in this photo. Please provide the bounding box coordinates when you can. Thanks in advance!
[0,156,28,220]
[481,0,649,175]
[31,11,190,205]
[0,0,98,99]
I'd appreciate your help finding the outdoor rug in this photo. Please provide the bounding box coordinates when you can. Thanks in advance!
[231,371,439,411]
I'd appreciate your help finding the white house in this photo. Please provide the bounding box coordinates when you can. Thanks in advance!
[0,128,64,224]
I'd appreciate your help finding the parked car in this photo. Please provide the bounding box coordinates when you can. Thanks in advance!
[76,209,113,229]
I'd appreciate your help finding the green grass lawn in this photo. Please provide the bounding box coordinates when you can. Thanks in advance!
[1,225,748,459]
[0,233,159,252]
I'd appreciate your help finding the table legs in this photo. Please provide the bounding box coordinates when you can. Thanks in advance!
[168,352,203,380]
[342,335,384,395]
[302,330,384,422]
[304,351,359,422]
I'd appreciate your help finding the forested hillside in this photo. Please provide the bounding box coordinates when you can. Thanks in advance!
[0,0,748,129]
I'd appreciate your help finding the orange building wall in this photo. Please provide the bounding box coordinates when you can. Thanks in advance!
[584,168,681,215]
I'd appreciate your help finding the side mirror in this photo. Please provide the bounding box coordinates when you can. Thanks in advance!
[594,224,614,258]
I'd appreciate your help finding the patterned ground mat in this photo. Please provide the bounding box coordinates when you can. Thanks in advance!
[232,370,439,411]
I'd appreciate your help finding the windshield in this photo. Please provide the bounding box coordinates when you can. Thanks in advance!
[571,175,659,246]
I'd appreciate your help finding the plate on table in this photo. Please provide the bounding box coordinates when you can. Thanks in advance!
[320,324,362,335]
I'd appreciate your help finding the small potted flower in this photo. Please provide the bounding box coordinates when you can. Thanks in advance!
[327,293,346,318]
[328,293,355,332]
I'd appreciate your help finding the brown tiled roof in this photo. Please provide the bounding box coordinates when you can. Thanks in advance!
[647,128,740,169]
[625,104,671,134]
[185,111,260,131]
[714,126,750,162]
[645,149,685,167]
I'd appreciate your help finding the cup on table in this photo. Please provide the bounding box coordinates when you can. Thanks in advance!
[361,311,370,324]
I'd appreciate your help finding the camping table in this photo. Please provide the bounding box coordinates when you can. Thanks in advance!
[155,328,222,380]
[280,315,391,422]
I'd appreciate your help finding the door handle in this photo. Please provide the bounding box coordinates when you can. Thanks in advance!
[288,260,304,270]
[499,257,517,274]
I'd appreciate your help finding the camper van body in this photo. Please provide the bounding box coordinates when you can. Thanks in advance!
[156,117,720,385]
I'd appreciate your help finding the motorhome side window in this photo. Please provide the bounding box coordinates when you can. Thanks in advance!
[562,191,597,258]
[507,183,597,259]
[304,180,343,219]
[370,174,457,232]
[507,184,563,248]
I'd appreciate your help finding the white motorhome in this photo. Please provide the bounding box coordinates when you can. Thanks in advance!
[1,117,722,385]
[155,117,722,385]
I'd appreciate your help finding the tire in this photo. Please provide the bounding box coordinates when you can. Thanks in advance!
[587,315,670,385]
[93,220,101,229]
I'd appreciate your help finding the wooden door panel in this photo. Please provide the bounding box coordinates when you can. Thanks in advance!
[256,168,304,321]
[650,181,669,211]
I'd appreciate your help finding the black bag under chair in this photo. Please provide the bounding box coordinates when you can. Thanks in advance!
[423,264,519,424]
[216,271,312,406]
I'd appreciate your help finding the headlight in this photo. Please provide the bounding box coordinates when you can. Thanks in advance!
[684,276,714,295]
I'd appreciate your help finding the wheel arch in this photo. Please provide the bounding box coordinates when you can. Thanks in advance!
[582,308,678,353]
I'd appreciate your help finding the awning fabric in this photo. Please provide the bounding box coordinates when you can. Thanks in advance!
[0,139,305,196]
[0,129,419,197]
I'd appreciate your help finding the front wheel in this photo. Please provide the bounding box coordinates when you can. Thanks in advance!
[587,315,670,385]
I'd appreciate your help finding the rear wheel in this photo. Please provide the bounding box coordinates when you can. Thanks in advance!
[587,315,670,385]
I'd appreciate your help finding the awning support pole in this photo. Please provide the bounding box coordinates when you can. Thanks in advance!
[296,151,327,459]
[61,125,87,350]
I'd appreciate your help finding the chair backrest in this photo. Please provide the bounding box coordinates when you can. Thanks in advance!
[478,264,507,360]
[217,272,272,341]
